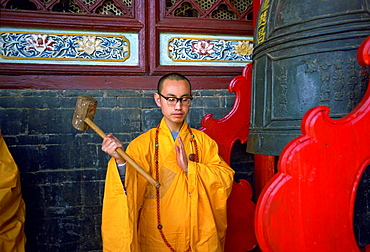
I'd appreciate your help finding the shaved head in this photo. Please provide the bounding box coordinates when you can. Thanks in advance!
[157,73,191,94]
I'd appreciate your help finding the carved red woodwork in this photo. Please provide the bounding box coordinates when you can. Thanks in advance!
[199,63,257,251]
[199,63,252,165]
[225,179,257,252]
[255,36,370,251]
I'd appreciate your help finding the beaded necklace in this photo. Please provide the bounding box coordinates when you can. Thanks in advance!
[154,123,199,252]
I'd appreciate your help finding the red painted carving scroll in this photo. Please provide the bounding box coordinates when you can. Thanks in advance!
[199,63,252,165]
[255,36,370,251]
[199,63,257,251]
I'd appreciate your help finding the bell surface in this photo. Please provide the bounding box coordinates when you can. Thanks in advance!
[247,0,370,155]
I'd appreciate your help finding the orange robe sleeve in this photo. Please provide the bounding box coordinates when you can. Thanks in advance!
[102,158,140,252]
[0,133,26,252]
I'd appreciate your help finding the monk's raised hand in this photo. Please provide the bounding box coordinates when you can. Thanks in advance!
[174,136,188,172]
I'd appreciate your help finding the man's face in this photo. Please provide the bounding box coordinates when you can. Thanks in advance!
[154,78,191,132]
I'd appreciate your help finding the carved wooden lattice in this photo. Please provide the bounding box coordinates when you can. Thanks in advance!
[1,0,253,19]
[165,0,253,20]
[1,0,134,16]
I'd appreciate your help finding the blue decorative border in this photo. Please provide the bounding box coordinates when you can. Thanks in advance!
[0,28,139,66]
[160,33,253,67]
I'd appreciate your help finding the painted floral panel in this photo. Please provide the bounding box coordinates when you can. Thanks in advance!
[168,37,253,62]
[0,32,129,61]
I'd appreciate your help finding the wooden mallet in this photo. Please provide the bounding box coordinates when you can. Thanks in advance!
[72,95,160,189]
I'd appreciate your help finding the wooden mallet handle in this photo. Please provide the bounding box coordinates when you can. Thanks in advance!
[72,95,160,189]
[84,118,160,189]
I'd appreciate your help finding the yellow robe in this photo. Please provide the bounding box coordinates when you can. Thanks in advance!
[0,134,26,252]
[102,118,235,252]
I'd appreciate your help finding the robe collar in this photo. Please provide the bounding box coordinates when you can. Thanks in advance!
[158,118,190,140]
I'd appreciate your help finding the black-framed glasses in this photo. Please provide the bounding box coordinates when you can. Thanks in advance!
[158,93,193,106]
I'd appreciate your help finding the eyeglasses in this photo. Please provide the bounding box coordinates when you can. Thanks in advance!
[158,93,193,106]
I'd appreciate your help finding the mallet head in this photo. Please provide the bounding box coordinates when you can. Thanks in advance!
[72,95,98,131]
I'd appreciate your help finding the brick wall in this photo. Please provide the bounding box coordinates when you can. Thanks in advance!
[0,89,255,251]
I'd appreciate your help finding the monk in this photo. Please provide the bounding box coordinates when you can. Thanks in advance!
[101,73,235,252]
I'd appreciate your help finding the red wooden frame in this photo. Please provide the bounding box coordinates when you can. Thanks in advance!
[0,1,254,89]
[149,1,253,76]
[254,154,276,199]
[255,36,370,252]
